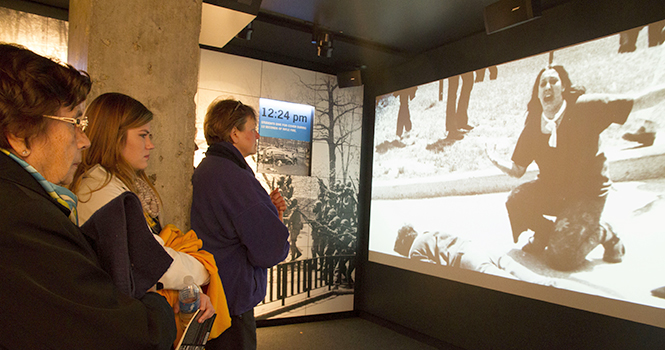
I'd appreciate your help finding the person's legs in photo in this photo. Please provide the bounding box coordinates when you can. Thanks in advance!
[456,71,475,131]
[506,180,561,253]
[446,76,463,140]
[545,194,623,271]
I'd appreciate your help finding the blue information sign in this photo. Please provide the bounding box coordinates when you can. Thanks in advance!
[258,98,314,142]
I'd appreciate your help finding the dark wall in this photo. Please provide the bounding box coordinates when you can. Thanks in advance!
[356,0,665,349]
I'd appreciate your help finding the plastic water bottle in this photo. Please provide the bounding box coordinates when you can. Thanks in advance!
[178,275,201,328]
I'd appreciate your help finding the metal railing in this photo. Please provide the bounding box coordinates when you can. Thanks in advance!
[262,254,355,306]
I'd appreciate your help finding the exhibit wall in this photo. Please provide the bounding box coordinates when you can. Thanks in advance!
[197,49,363,320]
[357,0,665,349]
[0,7,67,61]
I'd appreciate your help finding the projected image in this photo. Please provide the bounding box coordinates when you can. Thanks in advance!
[369,19,665,327]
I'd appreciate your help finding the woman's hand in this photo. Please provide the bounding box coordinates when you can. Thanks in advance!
[195,293,216,323]
[485,143,526,178]
[270,188,287,221]
[172,293,216,323]
[484,143,501,167]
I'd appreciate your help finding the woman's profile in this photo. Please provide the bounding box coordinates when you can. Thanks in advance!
[70,93,225,344]
[0,43,176,349]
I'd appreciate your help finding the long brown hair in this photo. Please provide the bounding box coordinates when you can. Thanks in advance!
[526,64,585,119]
[70,93,159,203]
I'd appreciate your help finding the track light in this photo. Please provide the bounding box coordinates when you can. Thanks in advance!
[317,44,333,58]
[236,22,253,40]
[312,30,333,58]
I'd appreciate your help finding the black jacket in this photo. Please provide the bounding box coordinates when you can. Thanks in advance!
[0,152,176,350]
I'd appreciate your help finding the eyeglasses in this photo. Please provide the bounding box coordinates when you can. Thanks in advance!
[43,115,88,132]
[232,101,243,113]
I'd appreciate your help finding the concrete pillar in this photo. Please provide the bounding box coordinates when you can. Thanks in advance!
[68,0,202,229]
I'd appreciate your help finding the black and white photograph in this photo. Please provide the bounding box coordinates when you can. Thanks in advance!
[257,137,311,176]
[252,70,362,319]
[254,173,359,319]
[369,19,665,328]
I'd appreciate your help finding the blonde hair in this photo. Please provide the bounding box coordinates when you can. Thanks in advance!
[204,98,256,145]
[70,93,160,203]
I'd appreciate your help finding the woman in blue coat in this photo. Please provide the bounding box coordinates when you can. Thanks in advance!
[191,99,290,350]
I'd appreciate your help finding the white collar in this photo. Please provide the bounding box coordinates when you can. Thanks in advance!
[542,100,567,148]
[542,100,567,127]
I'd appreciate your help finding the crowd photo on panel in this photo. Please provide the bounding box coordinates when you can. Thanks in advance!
[0,43,291,350]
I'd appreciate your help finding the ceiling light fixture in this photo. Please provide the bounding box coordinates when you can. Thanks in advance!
[312,26,333,58]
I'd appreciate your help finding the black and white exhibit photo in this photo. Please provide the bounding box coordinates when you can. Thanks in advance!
[369,19,665,329]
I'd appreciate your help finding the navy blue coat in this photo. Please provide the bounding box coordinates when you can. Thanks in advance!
[191,142,290,316]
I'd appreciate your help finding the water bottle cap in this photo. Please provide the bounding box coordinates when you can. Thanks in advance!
[183,275,194,285]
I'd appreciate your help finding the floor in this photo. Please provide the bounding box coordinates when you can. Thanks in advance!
[257,316,457,350]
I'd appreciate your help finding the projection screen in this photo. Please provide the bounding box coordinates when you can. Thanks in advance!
[368,19,665,328]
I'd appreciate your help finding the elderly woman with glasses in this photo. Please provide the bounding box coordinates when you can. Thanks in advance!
[0,43,176,349]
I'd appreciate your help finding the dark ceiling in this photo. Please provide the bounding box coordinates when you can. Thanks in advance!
[6,0,573,74]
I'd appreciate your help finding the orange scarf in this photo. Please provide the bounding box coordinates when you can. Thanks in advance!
[156,224,231,346]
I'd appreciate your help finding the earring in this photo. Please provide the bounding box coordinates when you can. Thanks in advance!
[21,150,29,156]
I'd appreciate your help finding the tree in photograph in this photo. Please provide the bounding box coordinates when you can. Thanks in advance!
[301,75,362,186]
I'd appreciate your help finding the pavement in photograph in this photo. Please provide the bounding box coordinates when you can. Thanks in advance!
[369,140,665,311]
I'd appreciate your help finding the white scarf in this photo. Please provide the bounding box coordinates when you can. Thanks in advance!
[542,100,567,148]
